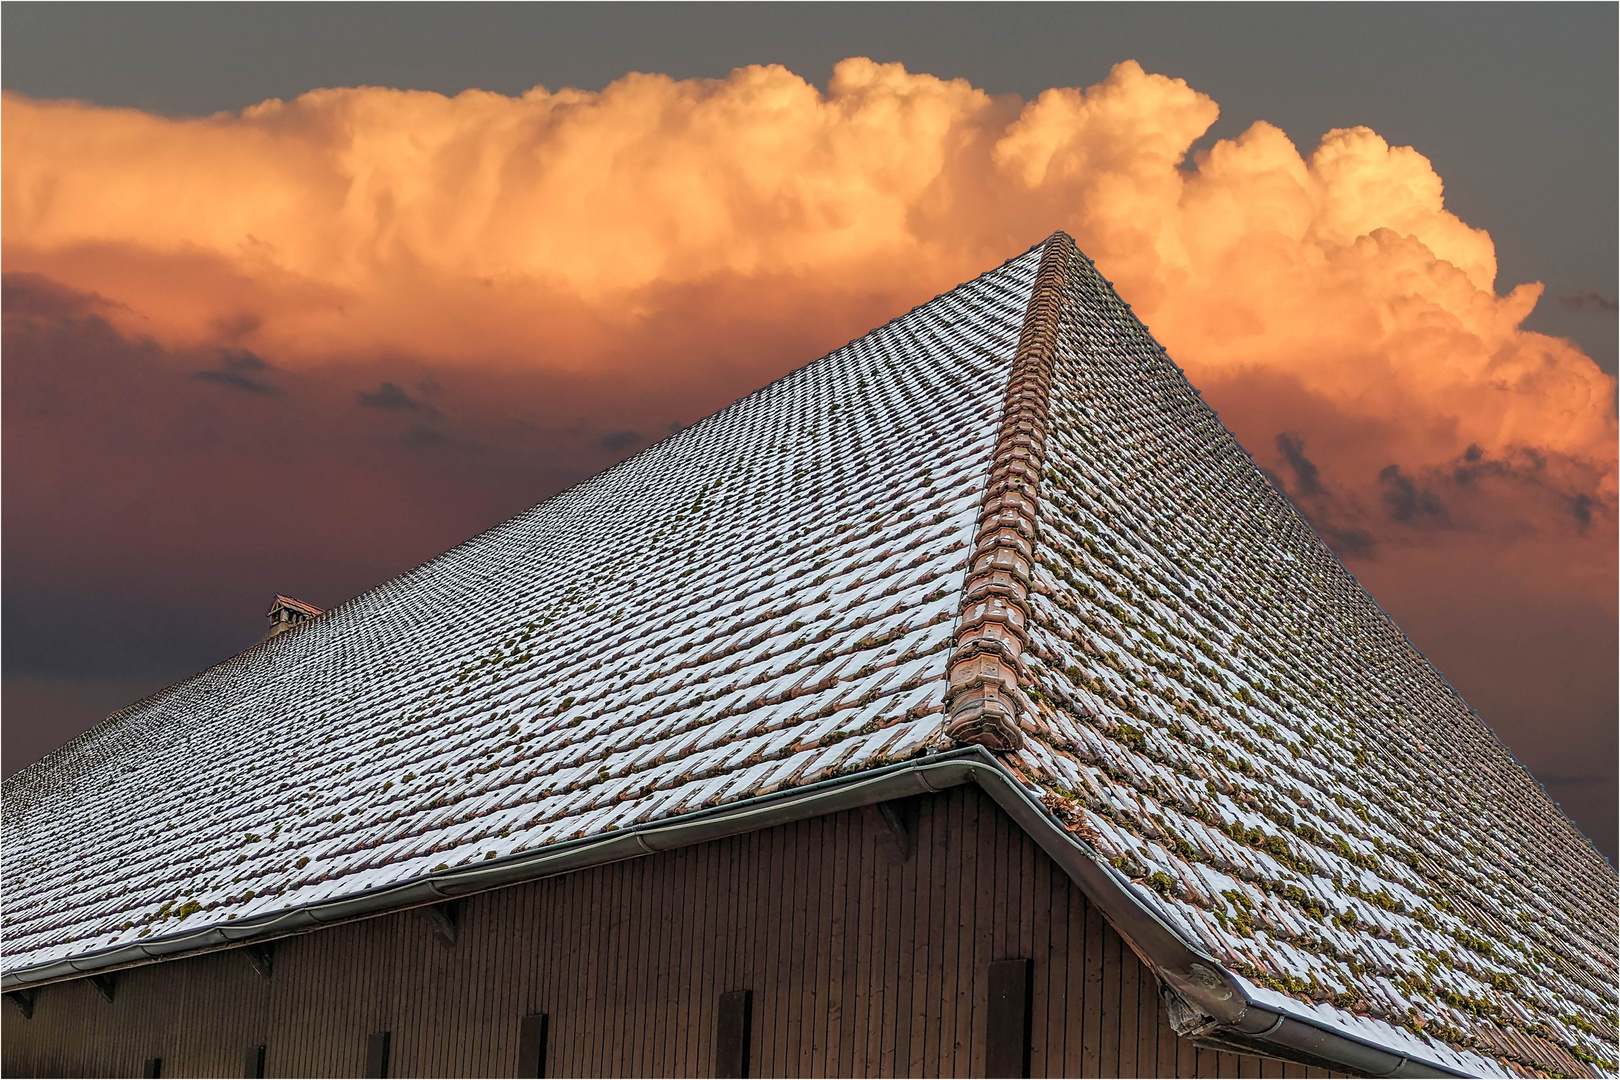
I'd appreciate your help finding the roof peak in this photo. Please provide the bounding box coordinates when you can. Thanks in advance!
[5,238,1613,1076]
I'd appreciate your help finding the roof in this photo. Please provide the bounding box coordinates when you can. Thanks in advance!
[5,234,1615,1077]
[267,595,323,620]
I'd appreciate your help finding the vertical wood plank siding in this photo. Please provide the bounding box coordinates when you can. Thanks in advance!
[3,787,1346,1079]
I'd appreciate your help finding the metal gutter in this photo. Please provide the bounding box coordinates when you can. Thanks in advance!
[4,746,1474,1076]
[2,748,994,991]
[949,754,1476,1079]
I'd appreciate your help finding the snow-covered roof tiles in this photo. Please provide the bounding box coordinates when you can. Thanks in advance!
[5,234,1615,1077]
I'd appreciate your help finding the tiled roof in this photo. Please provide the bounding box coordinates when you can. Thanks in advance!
[5,235,1615,1077]
[267,594,323,620]
[1004,238,1616,1078]
[3,243,1042,969]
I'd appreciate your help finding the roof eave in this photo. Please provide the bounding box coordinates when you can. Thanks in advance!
[2,746,1481,1077]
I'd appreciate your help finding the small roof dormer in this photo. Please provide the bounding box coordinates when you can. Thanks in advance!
[264,594,323,641]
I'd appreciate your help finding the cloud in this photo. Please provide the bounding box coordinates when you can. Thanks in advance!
[1275,432,1325,497]
[399,422,445,448]
[1378,464,1452,528]
[357,380,435,413]
[2,60,1610,513]
[2,271,126,320]
[189,347,277,394]
[1,277,689,677]
[1558,289,1618,315]
[1269,431,1377,557]
[2,59,1614,854]
[1573,493,1594,530]
[600,429,642,452]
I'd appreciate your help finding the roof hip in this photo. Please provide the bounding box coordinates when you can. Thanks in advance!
[7,231,1613,1079]
[944,231,1075,752]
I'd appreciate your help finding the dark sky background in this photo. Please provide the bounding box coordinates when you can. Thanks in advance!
[4,2,1616,858]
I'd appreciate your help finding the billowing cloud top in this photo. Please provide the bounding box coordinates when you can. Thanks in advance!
[6,60,1612,507]
[4,57,1616,693]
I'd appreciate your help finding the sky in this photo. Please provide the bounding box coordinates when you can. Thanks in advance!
[3,3,1615,859]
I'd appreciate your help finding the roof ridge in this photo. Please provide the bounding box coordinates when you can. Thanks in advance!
[944,231,1075,751]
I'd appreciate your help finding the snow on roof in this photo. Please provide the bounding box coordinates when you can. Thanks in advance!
[4,234,1614,1076]
[3,242,1041,969]
[1006,237,1617,1077]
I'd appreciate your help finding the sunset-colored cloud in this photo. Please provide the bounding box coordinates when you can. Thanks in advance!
[4,57,1615,851]
[6,58,1612,521]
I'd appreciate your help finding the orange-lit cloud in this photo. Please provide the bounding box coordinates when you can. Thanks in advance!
[4,57,1616,852]
[5,58,1612,519]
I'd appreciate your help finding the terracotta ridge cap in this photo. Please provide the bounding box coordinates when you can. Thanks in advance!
[944,232,1075,752]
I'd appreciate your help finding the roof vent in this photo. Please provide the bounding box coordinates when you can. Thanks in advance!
[264,594,322,640]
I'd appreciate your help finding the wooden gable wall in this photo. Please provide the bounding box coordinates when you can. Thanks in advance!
[3,785,1346,1078]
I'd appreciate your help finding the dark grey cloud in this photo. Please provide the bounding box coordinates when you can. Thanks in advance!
[2,272,125,320]
[1442,443,1603,533]
[601,429,642,451]
[357,380,437,414]
[400,423,446,448]
[219,348,269,370]
[1266,433,1376,557]
[357,381,416,409]
[1572,493,1594,530]
[1557,289,1618,316]
[1379,465,1451,528]
[1276,432,1324,497]
[1321,522,1375,558]
[190,347,276,394]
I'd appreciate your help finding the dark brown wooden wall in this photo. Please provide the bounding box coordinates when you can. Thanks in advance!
[3,785,1345,1079]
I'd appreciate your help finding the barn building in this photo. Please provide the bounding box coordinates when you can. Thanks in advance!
[4,235,1615,1079]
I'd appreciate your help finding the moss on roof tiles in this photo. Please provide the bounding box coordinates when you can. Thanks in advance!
[5,236,1614,1077]
[1012,240,1617,1076]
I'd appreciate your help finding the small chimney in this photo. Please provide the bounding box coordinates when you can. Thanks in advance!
[265,594,323,640]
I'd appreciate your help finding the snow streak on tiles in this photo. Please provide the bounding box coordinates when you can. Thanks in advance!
[1013,243,1618,1077]
[7,234,1616,1080]
[2,249,1041,976]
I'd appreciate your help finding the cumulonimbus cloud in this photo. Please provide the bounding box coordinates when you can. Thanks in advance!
[4,57,1615,519]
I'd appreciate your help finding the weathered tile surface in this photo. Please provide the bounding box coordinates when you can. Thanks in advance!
[3,247,1039,975]
[1011,240,1618,1077]
[6,235,1615,1078]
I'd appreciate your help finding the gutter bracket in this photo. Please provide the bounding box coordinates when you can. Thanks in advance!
[89,972,116,1003]
[866,798,916,863]
[1160,982,1221,1039]
[4,989,35,1019]
[243,942,274,981]
[425,899,461,948]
